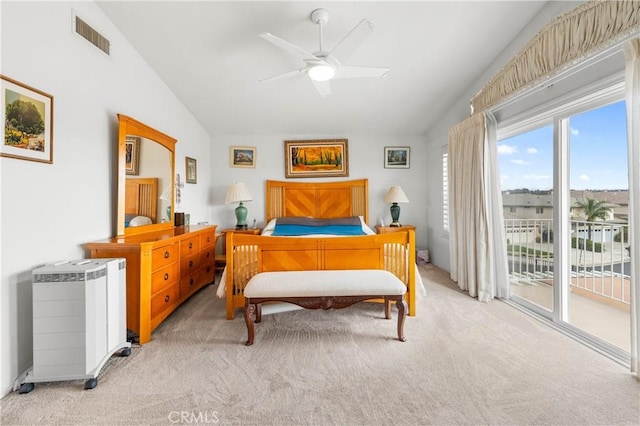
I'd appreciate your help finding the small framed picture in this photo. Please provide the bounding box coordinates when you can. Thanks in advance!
[1,75,54,164]
[186,156,197,184]
[125,136,140,175]
[230,146,256,168]
[384,146,410,169]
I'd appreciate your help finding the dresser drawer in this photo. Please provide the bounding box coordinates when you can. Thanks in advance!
[151,283,179,319]
[200,247,215,266]
[151,244,179,270]
[180,236,200,257]
[180,253,201,277]
[200,263,215,285]
[151,262,180,295]
[200,232,215,249]
[180,273,200,296]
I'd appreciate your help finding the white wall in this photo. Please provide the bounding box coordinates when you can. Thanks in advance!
[422,1,583,271]
[0,1,212,396]
[209,134,429,248]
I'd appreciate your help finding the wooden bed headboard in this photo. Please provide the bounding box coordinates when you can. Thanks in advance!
[125,177,158,222]
[265,179,369,224]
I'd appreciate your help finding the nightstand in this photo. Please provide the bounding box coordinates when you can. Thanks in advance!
[215,228,262,273]
[375,225,416,234]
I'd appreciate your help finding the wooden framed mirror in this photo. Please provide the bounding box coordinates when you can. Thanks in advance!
[117,114,177,236]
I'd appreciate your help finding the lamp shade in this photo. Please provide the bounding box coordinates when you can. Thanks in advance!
[383,186,409,204]
[158,187,172,222]
[159,187,172,201]
[225,183,253,204]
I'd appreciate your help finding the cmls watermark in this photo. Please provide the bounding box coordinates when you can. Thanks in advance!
[168,411,220,424]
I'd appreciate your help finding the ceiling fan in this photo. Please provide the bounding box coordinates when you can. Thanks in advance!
[259,8,390,97]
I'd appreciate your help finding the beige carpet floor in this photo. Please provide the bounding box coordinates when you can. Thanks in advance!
[1,264,638,425]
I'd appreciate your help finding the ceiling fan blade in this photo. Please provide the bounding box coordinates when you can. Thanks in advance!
[334,65,389,79]
[259,32,318,62]
[328,19,374,62]
[311,80,331,97]
[259,69,304,83]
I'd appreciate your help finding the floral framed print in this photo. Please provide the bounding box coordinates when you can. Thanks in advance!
[284,139,348,178]
[384,146,410,169]
[1,75,53,163]
[230,146,256,168]
[125,136,140,175]
[186,156,197,184]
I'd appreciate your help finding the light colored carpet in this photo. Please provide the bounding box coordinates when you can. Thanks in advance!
[1,264,638,425]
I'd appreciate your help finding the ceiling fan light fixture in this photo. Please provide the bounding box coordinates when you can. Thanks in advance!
[307,64,335,82]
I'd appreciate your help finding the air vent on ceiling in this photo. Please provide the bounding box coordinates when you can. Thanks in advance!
[75,15,110,55]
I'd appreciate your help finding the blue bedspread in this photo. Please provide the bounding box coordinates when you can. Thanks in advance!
[271,217,366,236]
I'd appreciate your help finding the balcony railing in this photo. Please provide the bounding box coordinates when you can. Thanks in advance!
[505,219,630,307]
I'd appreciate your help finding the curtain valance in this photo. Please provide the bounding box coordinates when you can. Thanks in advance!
[471,0,639,113]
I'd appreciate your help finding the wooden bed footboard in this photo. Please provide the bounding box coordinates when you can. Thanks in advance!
[225,230,416,319]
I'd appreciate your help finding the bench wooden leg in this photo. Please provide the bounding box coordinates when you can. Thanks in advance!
[244,303,255,346]
[396,298,407,342]
[384,298,391,319]
[255,304,262,323]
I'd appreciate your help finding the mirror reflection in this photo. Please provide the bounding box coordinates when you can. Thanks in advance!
[124,136,172,228]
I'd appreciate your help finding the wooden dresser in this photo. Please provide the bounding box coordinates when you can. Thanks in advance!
[87,224,217,344]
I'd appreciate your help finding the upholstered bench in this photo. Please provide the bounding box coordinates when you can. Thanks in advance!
[243,270,408,345]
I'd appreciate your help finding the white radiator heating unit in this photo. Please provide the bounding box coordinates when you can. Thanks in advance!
[18,258,131,393]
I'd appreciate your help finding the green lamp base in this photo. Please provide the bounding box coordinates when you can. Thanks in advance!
[235,202,248,229]
[389,202,401,227]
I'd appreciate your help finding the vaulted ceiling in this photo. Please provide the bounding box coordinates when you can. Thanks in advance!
[98,1,547,137]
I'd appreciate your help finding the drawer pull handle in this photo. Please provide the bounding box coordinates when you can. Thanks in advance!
[165,295,170,303]
[206,252,210,258]
[190,278,194,286]
[164,251,170,259]
[189,242,193,249]
[164,273,169,281]
[206,266,211,273]
[189,260,193,267]
[206,237,211,243]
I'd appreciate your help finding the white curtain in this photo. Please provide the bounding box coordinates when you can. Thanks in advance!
[448,113,509,302]
[624,38,640,376]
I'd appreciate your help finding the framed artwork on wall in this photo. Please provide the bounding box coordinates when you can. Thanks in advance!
[284,139,349,178]
[1,75,54,164]
[384,146,410,169]
[230,146,256,168]
[125,136,140,175]
[186,156,197,183]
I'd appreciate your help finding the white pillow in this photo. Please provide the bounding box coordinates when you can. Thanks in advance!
[262,218,278,233]
[359,216,375,235]
[129,215,152,227]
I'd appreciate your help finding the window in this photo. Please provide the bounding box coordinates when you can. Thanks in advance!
[536,207,544,214]
[510,207,517,213]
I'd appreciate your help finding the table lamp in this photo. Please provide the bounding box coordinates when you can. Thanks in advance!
[225,182,253,229]
[383,186,409,227]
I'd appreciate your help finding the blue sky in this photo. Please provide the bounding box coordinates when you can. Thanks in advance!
[498,100,628,191]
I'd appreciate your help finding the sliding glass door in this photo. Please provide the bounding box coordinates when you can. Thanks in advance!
[498,95,631,359]
[500,125,555,313]
[567,101,630,353]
